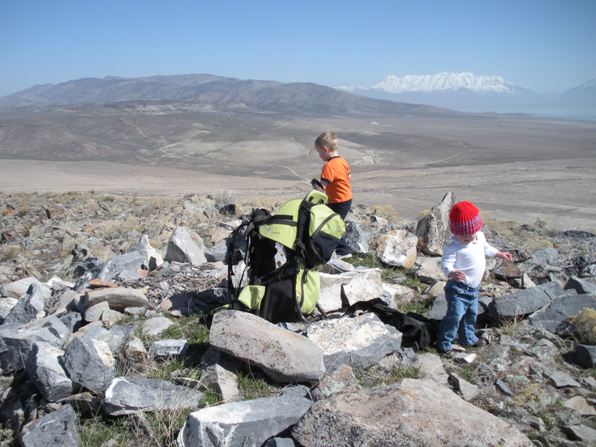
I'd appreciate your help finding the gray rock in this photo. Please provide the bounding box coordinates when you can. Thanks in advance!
[141,316,173,337]
[84,301,110,322]
[530,248,559,266]
[62,335,115,394]
[263,438,296,447]
[495,379,513,396]
[210,310,325,383]
[564,424,596,443]
[27,342,73,402]
[4,283,46,325]
[205,239,228,262]
[570,344,596,368]
[104,376,203,415]
[315,364,360,399]
[449,373,479,401]
[131,234,164,270]
[525,338,559,361]
[148,339,188,359]
[19,405,79,447]
[178,393,312,447]
[415,353,449,385]
[341,269,384,307]
[0,315,70,374]
[0,277,51,300]
[427,294,447,320]
[82,287,149,311]
[376,229,418,268]
[344,220,369,254]
[529,292,596,333]
[199,349,240,403]
[100,309,125,326]
[415,257,444,284]
[97,251,146,281]
[0,297,18,321]
[415,192,454,256]
[563,396,596,416]
[165,226,207,265]
[292,379,531,447]
[488,282,565,320]
[124,337,148,373]
[543,369,580,388]
[318,269,383,313]
[565,276,596,294]
[307,313,402,372]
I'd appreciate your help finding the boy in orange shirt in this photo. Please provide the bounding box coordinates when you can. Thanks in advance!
[313,131,353,257]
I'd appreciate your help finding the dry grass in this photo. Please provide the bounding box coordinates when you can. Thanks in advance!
[569,308,596,345]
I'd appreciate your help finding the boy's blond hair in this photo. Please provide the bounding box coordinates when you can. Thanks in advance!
[315,132,338,152]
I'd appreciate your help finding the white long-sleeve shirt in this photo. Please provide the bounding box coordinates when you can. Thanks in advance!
[441,231,499,288]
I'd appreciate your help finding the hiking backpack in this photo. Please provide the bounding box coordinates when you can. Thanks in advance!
[226,190,346,323]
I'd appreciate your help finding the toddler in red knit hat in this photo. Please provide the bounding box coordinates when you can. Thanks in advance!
[436,201,513,354]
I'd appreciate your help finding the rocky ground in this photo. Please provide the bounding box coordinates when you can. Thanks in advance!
[0,191,594,446]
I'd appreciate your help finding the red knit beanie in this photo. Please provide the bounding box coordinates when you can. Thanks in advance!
[449,201,483,235]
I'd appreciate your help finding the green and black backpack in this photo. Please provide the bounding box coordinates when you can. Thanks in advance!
[226,190,346,323]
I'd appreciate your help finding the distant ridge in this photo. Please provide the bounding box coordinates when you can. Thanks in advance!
[0,74,447,117]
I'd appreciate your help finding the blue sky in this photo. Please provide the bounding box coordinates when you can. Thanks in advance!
[1,0,595,96]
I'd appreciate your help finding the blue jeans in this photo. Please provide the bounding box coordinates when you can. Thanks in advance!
[437,280,479,352]
[328,200,352,256]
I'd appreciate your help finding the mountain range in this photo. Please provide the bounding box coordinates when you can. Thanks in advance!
[340,72,596,119]
[0,74,443,117]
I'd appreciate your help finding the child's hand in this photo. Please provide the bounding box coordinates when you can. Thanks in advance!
[448,270,466,282]
[496,252,514,262]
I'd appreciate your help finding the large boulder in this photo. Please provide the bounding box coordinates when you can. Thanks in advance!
[209,310,325,382]
[318,269,384,313]
[3,283,46,325]
[488,282,565,321]
[26,342,73,402]
[62,333,115,394]
[103,376,203,415]
[165,226,207,265]
[0,276,51,300]
[97,251,146,281]
[344,221,369,254]
[178,393,312,447]
[376,230,418,268]
[529,293,596,333]
[292,379,531,446]
[0,315,70,374]
[415,192,454,256]
[19,405,79,447]
[82,287,150,311]
[307,313,402,372]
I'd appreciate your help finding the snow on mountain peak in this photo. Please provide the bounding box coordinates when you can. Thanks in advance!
[372,72,519,94]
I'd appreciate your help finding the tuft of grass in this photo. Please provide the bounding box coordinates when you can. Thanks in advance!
[1,245,20,260]
[159,317,210,345]
[446,363,478,384]
[144,409,192,447]
[395,296,434,315]
[568,308,596,345]
[499,315,522,337]
[387,365,420,383]
[237,369,274,400]
[512,383,540,407]
[79,414,133,447]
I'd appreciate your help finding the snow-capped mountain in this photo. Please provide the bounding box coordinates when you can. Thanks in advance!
[371,72,524,94]
[339,72,539,114]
